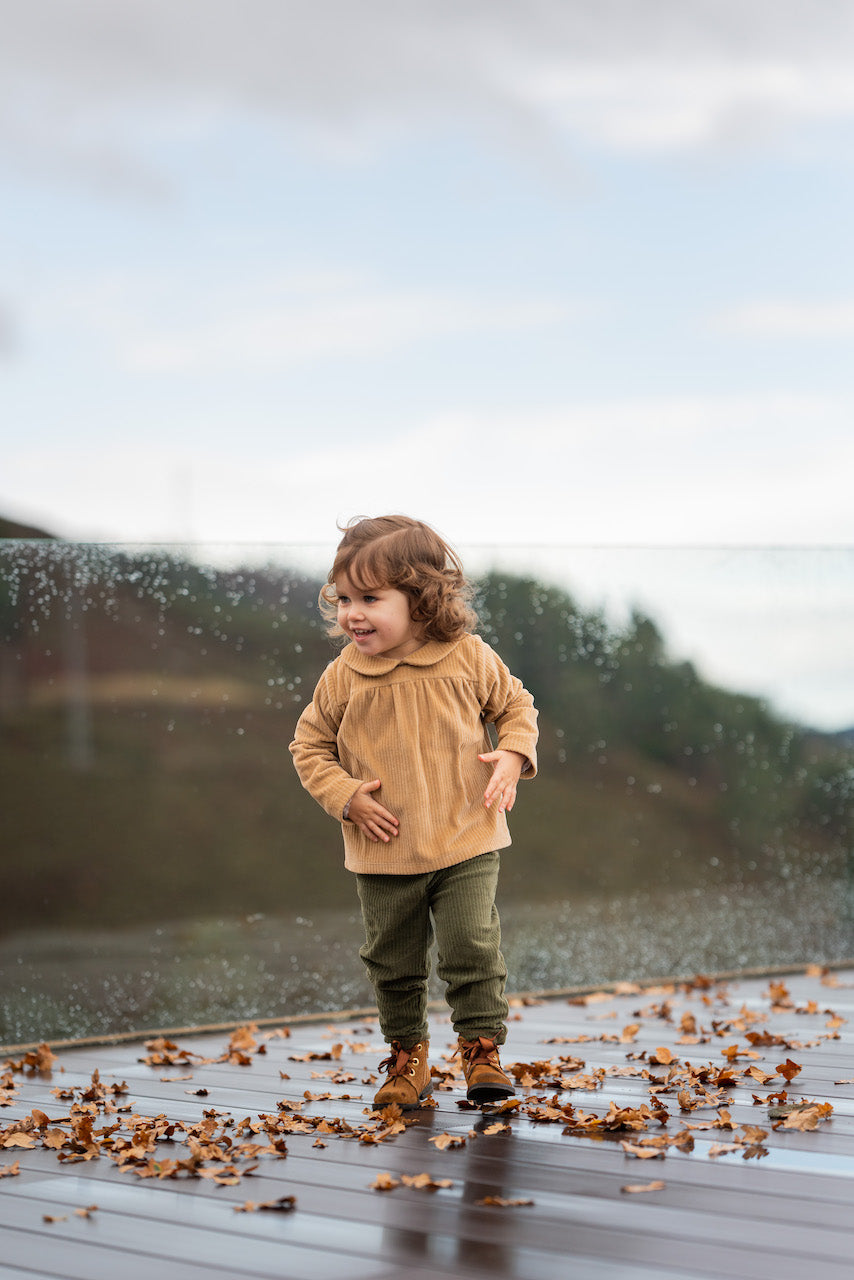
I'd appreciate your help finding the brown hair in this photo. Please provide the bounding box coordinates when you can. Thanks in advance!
[320,515,478,643]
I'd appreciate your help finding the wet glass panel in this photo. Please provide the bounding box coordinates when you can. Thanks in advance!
[1,541,852,1045]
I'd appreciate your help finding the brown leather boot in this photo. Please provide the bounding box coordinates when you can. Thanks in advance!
[458,1036,515,1103]
[373,1040,432,1110]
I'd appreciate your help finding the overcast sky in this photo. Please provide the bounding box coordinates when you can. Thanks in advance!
[1,1,853,726]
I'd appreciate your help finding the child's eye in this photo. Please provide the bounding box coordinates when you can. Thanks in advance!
[337,596,350,605]
[363,595,377,603]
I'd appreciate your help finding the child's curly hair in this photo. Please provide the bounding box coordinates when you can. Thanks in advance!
[320,515,478,644]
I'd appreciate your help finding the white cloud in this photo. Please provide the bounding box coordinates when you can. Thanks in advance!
[719,299,854,337]
[123,288,569,372]
[4,0,854,182]
[5,391,852,547]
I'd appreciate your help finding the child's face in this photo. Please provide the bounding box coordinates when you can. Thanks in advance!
[335,574,422,660]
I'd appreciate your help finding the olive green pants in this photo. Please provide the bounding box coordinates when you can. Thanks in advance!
[355,851,508,1047]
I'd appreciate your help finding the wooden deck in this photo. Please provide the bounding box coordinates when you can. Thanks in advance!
[3,966,854,1280]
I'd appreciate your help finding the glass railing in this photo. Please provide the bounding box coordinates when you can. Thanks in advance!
[2,541,852,1045]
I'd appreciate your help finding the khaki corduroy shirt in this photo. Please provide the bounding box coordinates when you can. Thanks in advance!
[289,632,538,874]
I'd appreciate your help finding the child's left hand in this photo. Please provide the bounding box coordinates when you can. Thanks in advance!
[479,749,526,813]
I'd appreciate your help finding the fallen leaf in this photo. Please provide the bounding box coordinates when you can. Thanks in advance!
[6,1044,57,1075]
[778,1102,833,1131]
[75,1205,99,1218]
[429,1132,467,1150]
[476,1196,533,1207]
[621,1180,666,1194]
[488,1097,523,1114]
[776,1059,803,1083]
[620,1141,665,1159]
[400,1173,454,1191]
[743,1066,777,1087]
[371,1172,399,1191]
[0,1162,21,1177]
[0,1133,37,1149]
[234,1196,296,1213]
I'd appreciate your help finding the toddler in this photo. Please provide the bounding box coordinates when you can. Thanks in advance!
[289,515,538,1108]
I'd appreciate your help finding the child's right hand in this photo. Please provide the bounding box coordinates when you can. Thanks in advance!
[345,779,400,843]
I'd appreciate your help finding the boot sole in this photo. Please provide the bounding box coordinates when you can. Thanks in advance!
[467,1083,515,1104]
[398,1085,434,1111]
[374,1082,434,1111]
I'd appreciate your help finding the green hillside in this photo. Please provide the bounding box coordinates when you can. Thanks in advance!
[1,540,851,931]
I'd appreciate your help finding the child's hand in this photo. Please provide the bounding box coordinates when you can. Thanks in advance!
[345,779,400,843]
[479,749,526,814]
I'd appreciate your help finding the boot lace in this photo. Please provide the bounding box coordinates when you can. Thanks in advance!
[460,1036,500,1067]
[379,1042,420,1079]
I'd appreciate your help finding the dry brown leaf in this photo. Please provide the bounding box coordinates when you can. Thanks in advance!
[43,1214,68,1223]
[721,1044,760,1062]
[0,1162,20,1177]
[776,1059,803,1083]
[430,1132,467,1150]
[621,1180,666,1194]
[743,1066,777,1086]
[778,1102,833,1130]
[476,1196,533,1207]
[6,1044,57,1075]
[738,1125,769,1147]
[400,1173,454,1191]
[234,1196,296,1213]
[708,1142,742,1158]
[0,1132,37,1149]
[371,1172,399,1191]
[620,1141,665,1159]
[488,1097,523,1114]
[75,1205,99,1218]
[765,981,792,1006]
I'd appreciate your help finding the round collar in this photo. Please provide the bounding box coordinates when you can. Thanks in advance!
[341,635,464,676]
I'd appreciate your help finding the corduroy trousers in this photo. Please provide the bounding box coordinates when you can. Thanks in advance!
[355,850,509,1047]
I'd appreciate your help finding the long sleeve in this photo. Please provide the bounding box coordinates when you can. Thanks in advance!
[479,645,538,777]
[289,663,360,821]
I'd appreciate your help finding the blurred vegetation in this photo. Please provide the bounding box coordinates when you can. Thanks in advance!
[1,541,852,933]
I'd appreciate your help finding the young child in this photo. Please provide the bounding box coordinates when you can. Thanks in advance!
[289,515,538,1109]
